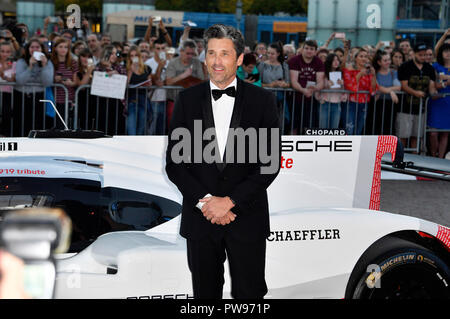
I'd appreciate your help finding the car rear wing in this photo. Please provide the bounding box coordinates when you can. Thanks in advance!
[381,152,450,182]
[267,135,399,212]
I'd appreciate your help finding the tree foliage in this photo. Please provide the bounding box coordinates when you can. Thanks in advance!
[155,0,308,15]
[53,0,308,16]
[248,0,308,15]
[155,0,219,13]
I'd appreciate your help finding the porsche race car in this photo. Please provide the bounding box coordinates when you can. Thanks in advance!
[0,133,448,299]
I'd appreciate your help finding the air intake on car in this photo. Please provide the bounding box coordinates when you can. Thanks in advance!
[28,129,111,139]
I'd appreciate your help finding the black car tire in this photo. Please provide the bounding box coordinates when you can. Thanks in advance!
[351,237,449,299]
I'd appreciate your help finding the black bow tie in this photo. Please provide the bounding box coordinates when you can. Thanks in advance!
[211,86,236,101]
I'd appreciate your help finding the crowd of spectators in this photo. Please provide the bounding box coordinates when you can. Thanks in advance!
[0,17,449,157]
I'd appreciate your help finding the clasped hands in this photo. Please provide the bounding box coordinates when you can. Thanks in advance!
[200,196,236,226]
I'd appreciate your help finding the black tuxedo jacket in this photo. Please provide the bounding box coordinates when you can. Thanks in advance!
[165,78,281,242]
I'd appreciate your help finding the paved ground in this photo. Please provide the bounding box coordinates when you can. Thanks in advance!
[380,179,450,227]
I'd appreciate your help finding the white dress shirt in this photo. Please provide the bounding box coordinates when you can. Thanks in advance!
[196,77,237,210]
[210,77,236,161]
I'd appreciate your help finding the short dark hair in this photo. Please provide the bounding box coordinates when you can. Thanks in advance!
[87,33,100,41]
[78,48,92,58]
[181,39,196,50]
[303,40,318,50]
[154,37,166,45]
[203,24,245,58]
[61,29,75,37]
[334,47,344,55]
[243,52,256,66]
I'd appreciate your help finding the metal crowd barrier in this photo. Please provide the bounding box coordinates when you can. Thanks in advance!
[1,82,440,155]
[423,92,450,157]
[266,87,425,153]
[0,82,69,137]
[73,84,183,136]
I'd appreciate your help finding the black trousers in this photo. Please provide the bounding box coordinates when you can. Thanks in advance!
[186,233,267,299]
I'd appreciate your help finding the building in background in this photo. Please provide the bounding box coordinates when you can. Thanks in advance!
[4,0,449,48]
[15,0,54,34]
[307,0,398,48]
[397,0,450,45]
[102,0,154,32]
[0,0,17,25]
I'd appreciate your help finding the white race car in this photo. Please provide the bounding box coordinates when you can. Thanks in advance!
[0,133,448,299]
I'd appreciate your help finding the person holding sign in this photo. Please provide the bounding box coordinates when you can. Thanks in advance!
[126,46,153,135]
[315,53,347,129]
[94,45,127,135]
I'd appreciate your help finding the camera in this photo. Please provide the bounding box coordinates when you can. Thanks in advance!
[0,208,71,299]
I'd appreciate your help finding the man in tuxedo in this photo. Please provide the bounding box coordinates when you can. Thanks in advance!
[165,24,281,299]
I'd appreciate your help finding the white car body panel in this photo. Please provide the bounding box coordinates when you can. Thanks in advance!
[0,135,447,299]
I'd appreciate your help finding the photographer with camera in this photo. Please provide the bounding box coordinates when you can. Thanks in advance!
[0,208,72,299]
